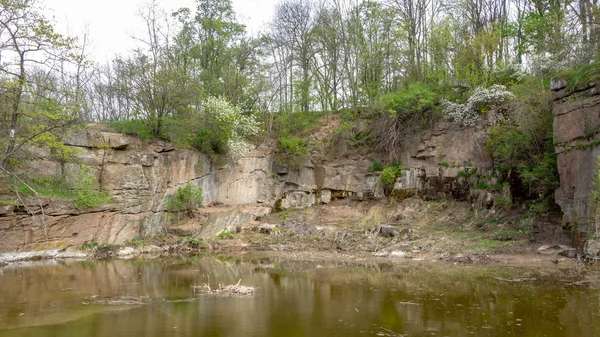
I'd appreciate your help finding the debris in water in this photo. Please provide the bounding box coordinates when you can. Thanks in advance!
[83,296,149,306]
[193,279,255,297]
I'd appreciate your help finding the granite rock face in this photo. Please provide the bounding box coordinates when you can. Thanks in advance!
[0,111,506,252]
[551,82,600,243]
[0,127,279,252]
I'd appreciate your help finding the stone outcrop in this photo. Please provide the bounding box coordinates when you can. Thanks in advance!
[392,113,503,203]
[0,110,506,252]
[551,81,600,242]
[0,126,280,252]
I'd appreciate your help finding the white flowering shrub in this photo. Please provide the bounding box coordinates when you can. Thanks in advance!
[227,137,252,162]
[468,85,515,111]
[441,100,479,127]
[491,63,527,85]
[203,96,261,162]
[529,52,571,76]
[442,85,514,127]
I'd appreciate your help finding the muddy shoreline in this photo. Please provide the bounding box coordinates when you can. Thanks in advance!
[0,240,586,271]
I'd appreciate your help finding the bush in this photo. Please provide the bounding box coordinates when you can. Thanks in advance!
[566,60,600,91]
[442,84,514,126]
[380,82,436,114]
[380,163,402,195]
[108,119,157,140]
[373,83,439,159]
[125,237,148,247]
[328,120,372,156]
[275,135,308,171]
[367,162,383,172]
[112,97,261,162]
[484,83,558,202]
[166,184,203,220]
[273,111,325,137]
[68,166,112,208]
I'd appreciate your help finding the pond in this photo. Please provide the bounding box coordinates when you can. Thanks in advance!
[0,255,599,337]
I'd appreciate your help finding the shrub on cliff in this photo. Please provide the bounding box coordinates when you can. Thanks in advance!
[165,96,261,162]
[110,97,261,162]
[442,85,514,126]
[380,82,436,114]
[166,184,203,220]
[484,82,558,203]
[380,162,402,196]
[275,135,308,171]
[272,111,324,171]
[68,166,113,208]
[372,83,439,160]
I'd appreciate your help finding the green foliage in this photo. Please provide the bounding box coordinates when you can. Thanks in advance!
[78,239,98,251]
[275,135,308,171]
[15,176,72,200]
[179,236,206,248]
[328,119,372,156]
[217,230,235,240]
[167,96,261,160]
[14,166,111,209]
[380,82,436,114]
[485,126,530,173]
[566,61,600,91]
[518,153,560,197]
[589,156,600,237]
[490,183,503,191]
[108,97,260,162]
[68,166,112,208]
[372,84,440,159]
[484,82,558,201]
[273,111,325,137]
[457,168,477,178]
[474,181,490,190]
[125,237,148,247]
[107,120,157,140]
[367,162,383,172]
[380,162,402,195]
[166,184,203,219]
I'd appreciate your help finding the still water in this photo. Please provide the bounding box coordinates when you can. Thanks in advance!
[0,255,599,337]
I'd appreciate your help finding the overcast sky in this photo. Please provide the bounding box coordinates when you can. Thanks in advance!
[42,0,279,62]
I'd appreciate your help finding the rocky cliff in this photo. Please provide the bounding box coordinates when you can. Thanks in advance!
[0,112,506,252]
[552,81,600,244]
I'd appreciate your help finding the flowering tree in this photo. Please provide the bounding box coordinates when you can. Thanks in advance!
[442,85,514,126]
[203,96,261,161]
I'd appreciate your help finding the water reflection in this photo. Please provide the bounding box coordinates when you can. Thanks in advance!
[0,256,598,337]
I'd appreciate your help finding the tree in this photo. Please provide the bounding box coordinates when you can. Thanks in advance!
[0,0,76,165]
[270,0,315,113]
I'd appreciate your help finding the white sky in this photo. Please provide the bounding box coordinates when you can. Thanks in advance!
[41,0,279,62]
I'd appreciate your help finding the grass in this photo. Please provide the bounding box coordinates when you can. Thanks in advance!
[179,236,207,248]
[125,237,148,247]
[217,230,236,240]
[78,240,99,251]
[272,110,326,137]
[14,175,112,209]
[566,60,600,92]
[107,119,158,140]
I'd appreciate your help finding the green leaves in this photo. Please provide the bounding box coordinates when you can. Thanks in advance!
[166,184,203,221]
[380,82,436,115]
[380,162,402,196]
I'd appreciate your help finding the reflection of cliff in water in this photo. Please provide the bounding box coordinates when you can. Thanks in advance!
[0,258,599,337]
